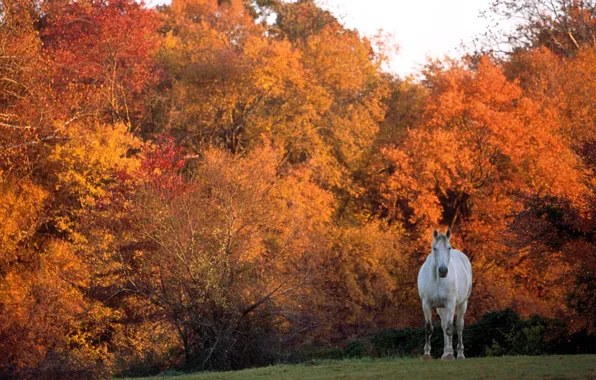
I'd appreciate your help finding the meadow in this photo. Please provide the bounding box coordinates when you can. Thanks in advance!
[122,355,596,380]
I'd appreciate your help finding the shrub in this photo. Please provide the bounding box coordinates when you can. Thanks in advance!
[478,312,550,357]
[509,319,547,356]
[286,309,595,366]
[370,309,596,359]
[465,308,521,357]
[372,327,423,357]
[292,346,344,362]
[344,340,367,358]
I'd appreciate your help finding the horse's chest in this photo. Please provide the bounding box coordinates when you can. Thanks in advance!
[428,287,452,308]
[429,296,448,308]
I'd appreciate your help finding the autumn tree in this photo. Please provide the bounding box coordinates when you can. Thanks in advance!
[0,0,60,170]
[0,123,143,378]
[502,43,596,332]
[380,56,589,320]
[160,0,389,194]
[41,0,160,127]
[262,0,340,42]
[487,0,596,56]
[92,142,333,370]
[161,0,314,154]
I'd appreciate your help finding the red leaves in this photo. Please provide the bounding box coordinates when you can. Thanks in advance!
[138,137,189,200]
[42,0,160,124]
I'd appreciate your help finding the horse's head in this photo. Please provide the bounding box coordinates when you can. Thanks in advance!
[432,228,452,278]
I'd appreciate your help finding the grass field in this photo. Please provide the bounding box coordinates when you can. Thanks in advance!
[122,355,596,379]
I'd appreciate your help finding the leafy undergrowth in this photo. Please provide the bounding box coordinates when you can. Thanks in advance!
[119,355,596,380]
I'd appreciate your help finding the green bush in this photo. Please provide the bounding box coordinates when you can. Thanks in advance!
[290,309,596,364]
[509,323,546,355]
[344,340,367,358]
[373,327,423,357]
[476,311,549,357]
[465,308,521,357]
[294,346,344,362]
[157,369,187,377]
[370,309,593,359]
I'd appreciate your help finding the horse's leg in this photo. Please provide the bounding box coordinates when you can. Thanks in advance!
[437,306,455,360]
[456,301,468,359]
[422,300,433,360]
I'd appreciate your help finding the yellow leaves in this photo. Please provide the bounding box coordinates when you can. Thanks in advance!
[48,121,141,234]
[306,220,408,334]
[0,178,47,263]
[162,2,388,198]
[244,36,303,93]
[127,141,337,348]
[0,236,116,374]
[163,30,179,51]
[42,240,89,289]
[0,270,30,308]
[277,168,334,228]
[191,143,332,268]
[303,26,376,97]
[56,121,141,170]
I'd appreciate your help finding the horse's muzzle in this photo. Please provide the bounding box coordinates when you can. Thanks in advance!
[439,266,448,278]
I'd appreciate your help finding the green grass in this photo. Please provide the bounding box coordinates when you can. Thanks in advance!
[120,355,596,379]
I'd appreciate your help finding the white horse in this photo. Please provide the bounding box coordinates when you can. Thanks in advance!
[417,228,472,360]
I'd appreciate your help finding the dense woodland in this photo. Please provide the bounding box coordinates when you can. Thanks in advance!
[1,0,596,377]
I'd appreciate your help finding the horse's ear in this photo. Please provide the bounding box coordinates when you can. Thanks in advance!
[446,228,452,240]
[433,229,439,239]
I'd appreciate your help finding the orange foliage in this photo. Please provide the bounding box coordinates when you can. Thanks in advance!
[1,0,596,377]
[503,44,596,331]
[381,56,590,319]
